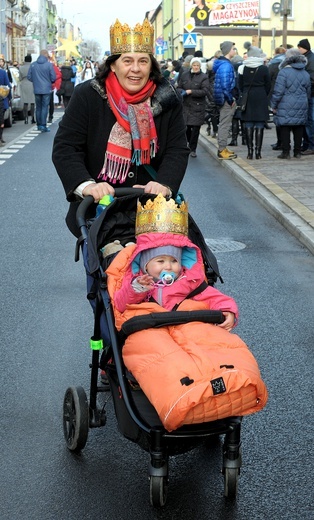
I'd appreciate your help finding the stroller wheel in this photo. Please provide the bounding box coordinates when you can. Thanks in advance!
[223,467,239,498]
[63,386,89,452]
[149,475,168,508]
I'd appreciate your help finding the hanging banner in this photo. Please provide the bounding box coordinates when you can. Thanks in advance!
[185,0,259,28]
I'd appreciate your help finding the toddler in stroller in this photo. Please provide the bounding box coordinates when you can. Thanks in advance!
[63,190,268,507]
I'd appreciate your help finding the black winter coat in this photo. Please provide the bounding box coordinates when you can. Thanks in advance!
[238,64,271,122]
[303,49,314,97]
[52,78,189,236]
[178,70,209,126]
[60,66,74,97]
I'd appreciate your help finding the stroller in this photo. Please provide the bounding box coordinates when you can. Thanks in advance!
[62,189,242,507]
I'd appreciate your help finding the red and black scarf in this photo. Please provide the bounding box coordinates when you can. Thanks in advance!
[98,71,158,183]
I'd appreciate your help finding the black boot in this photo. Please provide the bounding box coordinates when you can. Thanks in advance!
[271,126,282,150]
[277,152,290,159]
[240,121,247,145]
[228,119,239,146]
[255,128,264,159]
[23,104,28,124]
[246,127,254,159]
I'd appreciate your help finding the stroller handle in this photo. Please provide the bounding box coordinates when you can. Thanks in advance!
[76,188,145,232]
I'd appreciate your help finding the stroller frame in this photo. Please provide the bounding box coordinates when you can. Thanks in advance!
[62,190,242,507]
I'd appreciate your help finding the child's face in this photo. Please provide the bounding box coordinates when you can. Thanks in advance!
[146,255,181,279]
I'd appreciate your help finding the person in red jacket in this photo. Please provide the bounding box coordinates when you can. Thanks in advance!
[49,57,62,123]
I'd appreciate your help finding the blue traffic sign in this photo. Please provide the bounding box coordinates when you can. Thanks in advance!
[183,33,197,48]
[155,45,164,55]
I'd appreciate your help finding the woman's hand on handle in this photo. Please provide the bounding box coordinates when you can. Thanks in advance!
[82,182,115,202]
[133,181,172,198]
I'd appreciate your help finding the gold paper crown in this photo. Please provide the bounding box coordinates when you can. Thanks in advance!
[0,85,10,99]
[110,18,154,55]
[135,193,189,236]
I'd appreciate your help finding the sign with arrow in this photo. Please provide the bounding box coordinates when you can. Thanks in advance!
[155,45,164,55]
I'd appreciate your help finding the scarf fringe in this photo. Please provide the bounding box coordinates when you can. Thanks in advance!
[131,138,158,166]
[98,152,131,183]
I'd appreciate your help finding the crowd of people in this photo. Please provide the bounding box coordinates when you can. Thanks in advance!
[157,38,314,161]
[1,35,313,158]
[167,37,313,162]
[0,53,101,137]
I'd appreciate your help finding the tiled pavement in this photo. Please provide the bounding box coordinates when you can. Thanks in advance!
[199,123,314,255]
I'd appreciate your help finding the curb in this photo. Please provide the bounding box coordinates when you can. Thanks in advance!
[199,133,314,256]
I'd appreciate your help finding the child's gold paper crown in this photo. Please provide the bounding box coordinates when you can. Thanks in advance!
[110,19,154,55]
[136,193,189,236]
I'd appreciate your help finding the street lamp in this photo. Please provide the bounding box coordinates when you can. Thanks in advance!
[281,0,290,48]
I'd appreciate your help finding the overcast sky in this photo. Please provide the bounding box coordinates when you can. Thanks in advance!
[50,0,158,53]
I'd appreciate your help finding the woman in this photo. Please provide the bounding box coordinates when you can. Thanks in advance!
[70,59,77,85]
[187,0,211,27]
[48,56,62,123]
[177,57,209,157]
[80,60,95,82]
[0,65,11,144]
[270,48,311,159]
[267,46,286,150]
[205,52,221,138]
[52,19,189,237]
[59,61,75,108]
[18,55,35,124]
[238,42,271,159]
[228,54,246,147]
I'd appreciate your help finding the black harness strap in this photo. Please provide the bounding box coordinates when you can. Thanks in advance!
[148,280,208,309]
[172,280,209,311]
[121,309,225,337]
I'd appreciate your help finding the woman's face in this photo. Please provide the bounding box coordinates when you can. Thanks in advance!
[110,53,152,93]
[191,61,201,73]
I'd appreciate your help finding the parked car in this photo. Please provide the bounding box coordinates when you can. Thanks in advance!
[12,95,24,120]
[9,65,24,121]
[4,106,13,127]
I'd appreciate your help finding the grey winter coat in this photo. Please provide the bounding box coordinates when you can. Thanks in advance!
[178,70,209,126]
[267,53,285,101]
[270,54,311,126]
[19,63,35,104]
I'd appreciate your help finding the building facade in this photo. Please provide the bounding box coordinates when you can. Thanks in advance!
[148,0,314,60]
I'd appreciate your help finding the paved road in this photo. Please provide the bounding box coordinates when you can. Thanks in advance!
[0,121,312,519]
[3,113,313,255]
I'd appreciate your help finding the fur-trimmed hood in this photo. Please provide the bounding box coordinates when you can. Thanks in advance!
[279,53,308,70]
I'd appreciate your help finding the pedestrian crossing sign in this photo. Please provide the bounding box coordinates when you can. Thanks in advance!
[183,33,197,48]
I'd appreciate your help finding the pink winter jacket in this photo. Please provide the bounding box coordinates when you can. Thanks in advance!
[114,232,238,320]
